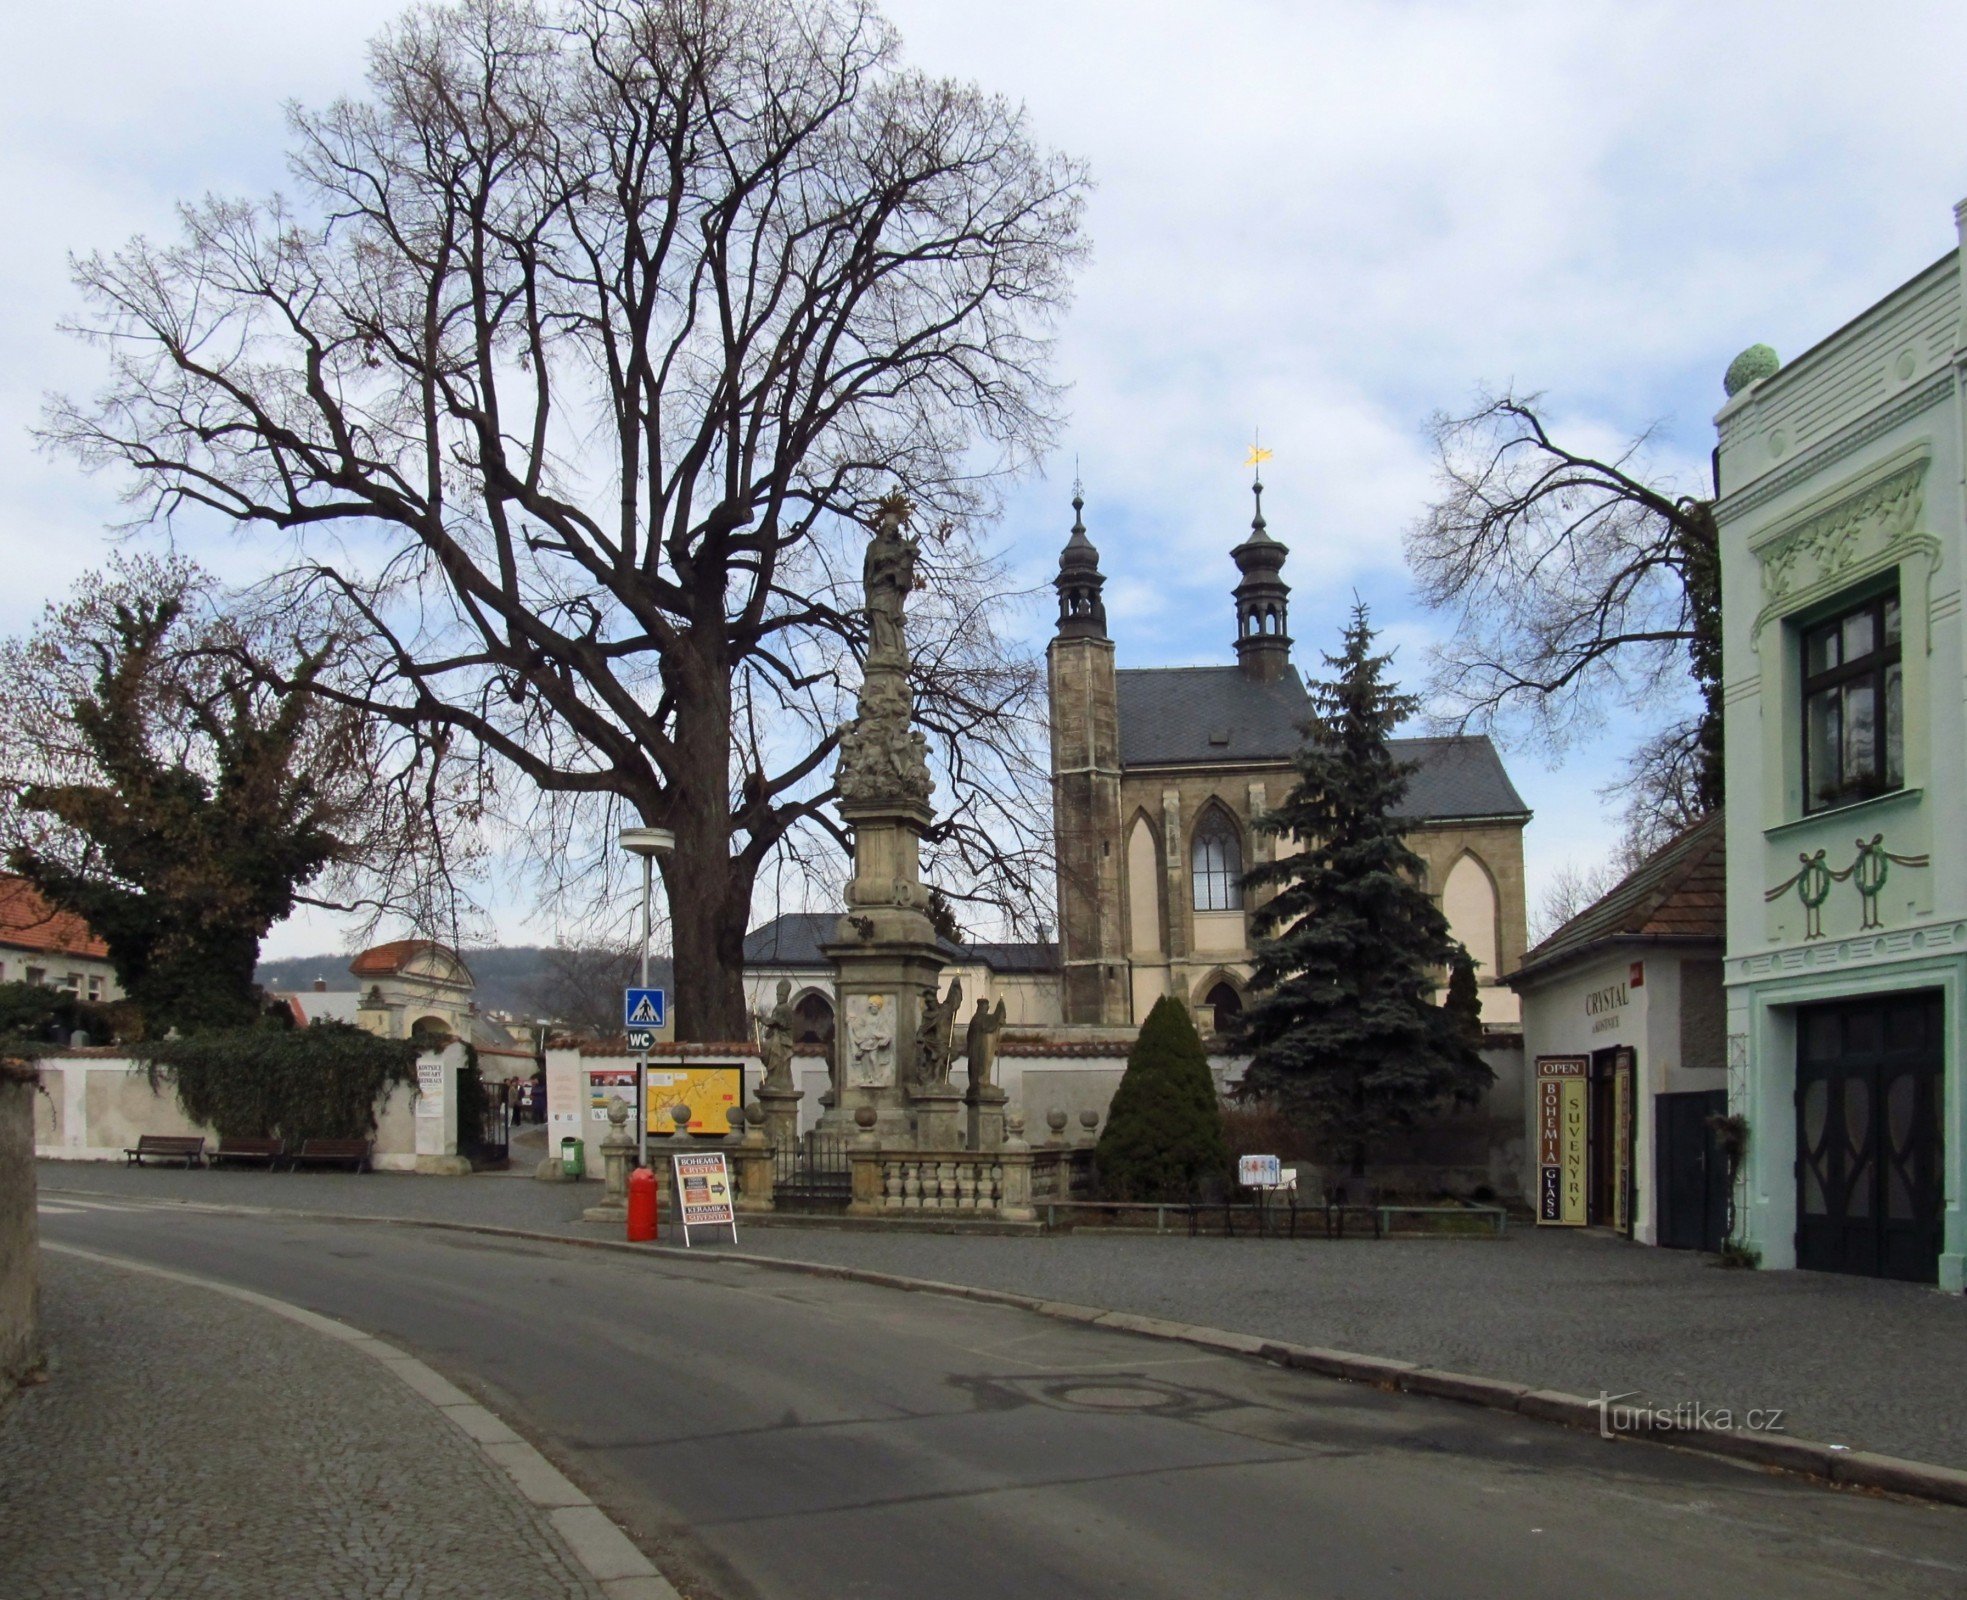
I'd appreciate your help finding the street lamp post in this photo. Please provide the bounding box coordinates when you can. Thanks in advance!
[618,826,675,1170]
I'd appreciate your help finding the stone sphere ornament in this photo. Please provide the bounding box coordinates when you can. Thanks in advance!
[854,1105,878,1130]
[1046,1108,1069,1135]
[1723,343,1780,397]
[1079,1109,1100,1132]
[670,1104,694,1132]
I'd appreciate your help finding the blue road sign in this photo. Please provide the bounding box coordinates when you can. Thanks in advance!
[623,987,667,1029]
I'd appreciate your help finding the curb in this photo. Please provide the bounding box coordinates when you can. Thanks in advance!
[39,1241,681,1600]
[41,1186,1967,1511]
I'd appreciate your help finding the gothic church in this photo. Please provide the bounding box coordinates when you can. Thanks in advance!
[1046,479,1531,1035]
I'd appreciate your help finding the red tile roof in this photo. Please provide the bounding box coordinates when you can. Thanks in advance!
[349,939,470,980]
[1512,813,1725,984]
[0,875,110,961]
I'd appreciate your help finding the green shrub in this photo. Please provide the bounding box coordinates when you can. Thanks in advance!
[1095,997,1230,1201]
[141,1021,418,1143]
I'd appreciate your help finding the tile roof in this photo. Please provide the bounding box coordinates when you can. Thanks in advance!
[1512,812,1726,984]
[0,875,110,961]
[349,938,473,982]
[1113,666,1530,821]
[743,912,1058,973]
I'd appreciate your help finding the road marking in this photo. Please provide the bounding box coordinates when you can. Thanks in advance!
[40,1242,682,1600]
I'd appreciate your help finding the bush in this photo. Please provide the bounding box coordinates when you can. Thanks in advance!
[141,1021,419,1143]
[1095,998,1230,1201]
[0,981,119,1050]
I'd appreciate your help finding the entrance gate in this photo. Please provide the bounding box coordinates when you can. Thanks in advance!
[773,1129,852,1211]
[1654,1089,1727,1252]
[1796,992,1945,1283]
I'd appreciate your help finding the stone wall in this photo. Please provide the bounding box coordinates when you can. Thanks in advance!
[32,1049,454,1169]
[1,1061,41,1389]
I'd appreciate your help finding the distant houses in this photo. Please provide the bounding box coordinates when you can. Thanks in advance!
[0,874,120,1006]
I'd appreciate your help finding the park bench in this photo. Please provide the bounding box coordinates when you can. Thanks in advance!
[124,1134,206,1168]
[290,1138,371,1173]
[210,1136,286,1169]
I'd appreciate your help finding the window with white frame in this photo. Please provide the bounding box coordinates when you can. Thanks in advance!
[1802,588,1903,812]
[1191,811,1244,912]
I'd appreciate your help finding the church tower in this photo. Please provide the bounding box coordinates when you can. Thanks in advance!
[1231,475,1291,681]
[1047,490,1129,1025]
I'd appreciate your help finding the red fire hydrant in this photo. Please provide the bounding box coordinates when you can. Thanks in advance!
[626,1165,659,1243]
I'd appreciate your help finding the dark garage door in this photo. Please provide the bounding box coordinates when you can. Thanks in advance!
[1796,993,1945,1283]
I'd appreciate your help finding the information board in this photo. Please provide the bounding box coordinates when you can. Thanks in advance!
[1536,1056,1589,1226]
[644,1065,743,1136]
[1237,1154,1284,1188]
[671,1150,738,1246]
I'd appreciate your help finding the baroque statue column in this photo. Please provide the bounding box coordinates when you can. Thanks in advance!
[821,491,949,1144]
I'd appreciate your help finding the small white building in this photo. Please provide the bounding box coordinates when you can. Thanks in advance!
[0,875,121,1006]
[1510,817,1727,1248]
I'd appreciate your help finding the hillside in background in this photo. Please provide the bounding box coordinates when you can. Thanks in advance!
[256,946,675,1026]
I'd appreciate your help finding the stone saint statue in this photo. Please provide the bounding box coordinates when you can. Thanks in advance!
[964,998,1007,1091]
[912,977,963,1088]
[863,496,920,663]
[755,978,795,1092]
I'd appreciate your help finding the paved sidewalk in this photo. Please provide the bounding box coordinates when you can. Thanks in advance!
[0,1249,608,1600]
[40,1160,1967,1472]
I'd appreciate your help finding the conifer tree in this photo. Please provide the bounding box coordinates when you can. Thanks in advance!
[1095,996,1230,1201]
[1238,604,1492,1176]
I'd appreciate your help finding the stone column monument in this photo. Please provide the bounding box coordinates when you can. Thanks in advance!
[821,492,949,1143]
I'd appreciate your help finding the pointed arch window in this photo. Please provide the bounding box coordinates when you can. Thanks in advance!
[1191,811,1244,911]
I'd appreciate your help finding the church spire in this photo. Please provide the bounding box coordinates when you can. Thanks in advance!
[1053,480,1107,640]
[1231,452,1290,681]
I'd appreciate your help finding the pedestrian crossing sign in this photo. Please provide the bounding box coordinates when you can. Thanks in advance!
[623,987,667,1028]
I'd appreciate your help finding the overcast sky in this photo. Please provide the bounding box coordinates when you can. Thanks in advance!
[5,1,1965,960]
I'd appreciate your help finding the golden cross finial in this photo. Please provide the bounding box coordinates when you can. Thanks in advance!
[1244,432,1272,479]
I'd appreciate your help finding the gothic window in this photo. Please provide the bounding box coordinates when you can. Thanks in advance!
[1191,810,1243,911]
[793,991,835,1045]
[1205,981,1243,1034]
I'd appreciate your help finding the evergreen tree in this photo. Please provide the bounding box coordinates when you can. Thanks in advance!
[1095,996,1230,1201]
[1439,945,1495,1100]
[1238,603,1491,1176]
[7,576,341,1032]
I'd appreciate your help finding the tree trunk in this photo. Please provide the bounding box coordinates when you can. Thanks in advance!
[660,627,752,1043]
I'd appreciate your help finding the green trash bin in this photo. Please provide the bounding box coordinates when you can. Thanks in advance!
[559,1136,586,1178]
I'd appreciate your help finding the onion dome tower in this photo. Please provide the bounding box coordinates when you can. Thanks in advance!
[1054,489,1108,640]
[1231,474,1291,681]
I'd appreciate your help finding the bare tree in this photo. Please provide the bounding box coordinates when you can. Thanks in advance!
[1530,854,1634,948]
[1406,391,1721,848]
[47,0,1087,1039]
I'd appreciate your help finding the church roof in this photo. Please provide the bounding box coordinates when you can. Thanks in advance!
[1113,666,1530,820]
[743,912,1058,973]
[1511,812,1725,985]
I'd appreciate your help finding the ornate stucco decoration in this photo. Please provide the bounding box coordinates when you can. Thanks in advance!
[1765,834,1931,939]
[1749,451,1935,640]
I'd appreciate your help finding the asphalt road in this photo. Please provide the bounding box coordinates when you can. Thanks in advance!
[34,1196,1967,1600]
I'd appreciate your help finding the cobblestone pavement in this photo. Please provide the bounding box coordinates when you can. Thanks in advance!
[0,1249,608,1600]
[42,1159,1967,1471]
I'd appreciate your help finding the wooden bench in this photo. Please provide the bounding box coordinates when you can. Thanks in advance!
[290,1138,371,1172]
[211,1136,286,1169]
[124,1134,206,1168]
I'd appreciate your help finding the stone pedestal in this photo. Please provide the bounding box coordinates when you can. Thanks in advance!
[911,1084,964,1151]
[757,1082,804,1153]
[582,1097,636,1222]
[997,1114,1036,1224]
[733,1109,776,1214]
[846,1107,884,1216]
[964,1083,1008,1153]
